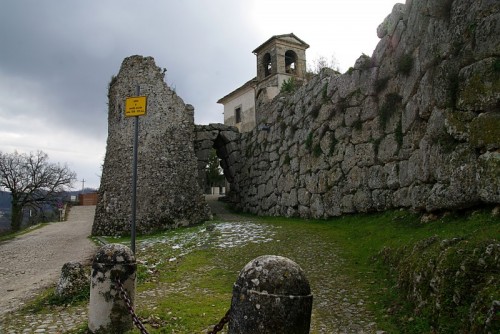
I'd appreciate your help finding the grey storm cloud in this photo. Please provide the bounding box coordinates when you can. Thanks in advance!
[0,0,258,137]
[0,0,397,188]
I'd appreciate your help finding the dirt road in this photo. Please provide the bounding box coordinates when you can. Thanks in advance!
[0,206,97,317]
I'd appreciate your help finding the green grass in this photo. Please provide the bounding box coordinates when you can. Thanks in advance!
[0,223,48,242]
[123,208,498,333]
[5,207,499,333]
[16,279,90,316]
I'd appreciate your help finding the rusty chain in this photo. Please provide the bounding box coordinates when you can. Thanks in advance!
[114,277,150,334]
[115,276,230,334]
[208,309,230,334]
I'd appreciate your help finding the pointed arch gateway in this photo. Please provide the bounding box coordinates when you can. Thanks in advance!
[194,124,241,202]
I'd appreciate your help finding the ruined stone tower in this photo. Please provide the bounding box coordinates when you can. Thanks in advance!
[92,56,210,236]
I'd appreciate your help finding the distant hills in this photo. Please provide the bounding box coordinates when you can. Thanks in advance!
[0,188,98,208]
[0,189,97,232]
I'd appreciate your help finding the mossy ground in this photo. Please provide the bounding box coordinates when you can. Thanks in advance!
[12,207,500,333]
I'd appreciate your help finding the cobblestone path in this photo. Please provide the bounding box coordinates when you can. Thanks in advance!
[0,206,97,333]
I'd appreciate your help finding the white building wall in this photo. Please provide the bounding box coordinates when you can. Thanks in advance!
[223,88,256,132]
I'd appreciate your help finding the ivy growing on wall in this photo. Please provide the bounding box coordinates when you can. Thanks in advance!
[280,77,297,94]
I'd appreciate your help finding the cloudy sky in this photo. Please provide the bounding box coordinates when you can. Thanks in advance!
[0,0,399,190]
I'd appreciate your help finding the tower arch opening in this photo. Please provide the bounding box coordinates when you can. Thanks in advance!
[263,53,272,77]
[285,50,298,74]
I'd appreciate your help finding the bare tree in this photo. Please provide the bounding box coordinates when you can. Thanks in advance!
[307,55,340,75]
[0,150,77,231]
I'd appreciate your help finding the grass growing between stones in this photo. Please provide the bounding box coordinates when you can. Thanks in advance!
[4,207,498,333]
[103,207,498,333]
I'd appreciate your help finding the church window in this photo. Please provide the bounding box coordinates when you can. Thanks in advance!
[235,106,242,123]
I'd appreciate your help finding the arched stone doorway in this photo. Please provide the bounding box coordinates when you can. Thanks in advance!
[194,124,241,203]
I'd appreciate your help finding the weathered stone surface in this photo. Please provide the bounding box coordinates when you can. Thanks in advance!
[377,3,406,38]
[229,255,312,334]
[381,237,500,333]
[89,244,136,333]
[469,112,500,150]
[227,0,500,218]
[457,58,500,112]
[98,1,499,224]
[477,151,500,203]
[93,56,210,236]
[55,262,88,299]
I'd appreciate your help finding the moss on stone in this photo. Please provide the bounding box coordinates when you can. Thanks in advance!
[283,154,291,165]
[460,73,499,106]
[493,58,500,73]
[381,236,500,333]
[395,121,403,148]
[397,54,414,76]
[322,83,329,102]
[374,76,390,94]
[469,113,500,149]
[328,135,338,156]
[313,144,323,158]
[458,58,500,110]
[305,132,314,152]
[379,93,403,130]
[445,110,470,136]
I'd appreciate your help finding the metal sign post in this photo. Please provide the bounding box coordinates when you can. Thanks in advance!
[125,85,147,254]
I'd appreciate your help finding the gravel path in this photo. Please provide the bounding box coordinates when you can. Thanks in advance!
[205,194,247,222]
[0,206,97,318]
[0,199,383,333]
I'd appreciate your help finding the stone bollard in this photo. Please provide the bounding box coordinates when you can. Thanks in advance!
[88,244,136,333]
[229,255,313,334]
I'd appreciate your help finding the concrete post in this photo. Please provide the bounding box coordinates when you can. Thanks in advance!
[229,255,313,334]
[88,244,136,333]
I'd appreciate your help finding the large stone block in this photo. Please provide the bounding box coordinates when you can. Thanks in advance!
[225,0,499,218]
[457,58,500,112]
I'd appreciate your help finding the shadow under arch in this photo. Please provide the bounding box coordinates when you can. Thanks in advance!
[213,133,235,184]
[194,124,241,202]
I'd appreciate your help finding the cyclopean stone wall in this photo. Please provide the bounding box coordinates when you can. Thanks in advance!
[94,0,499,234]
[92,56,210,236]
[231,0,500,217]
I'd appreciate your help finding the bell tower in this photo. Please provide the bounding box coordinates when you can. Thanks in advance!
[253,33,309,102]
[217,33,309,132]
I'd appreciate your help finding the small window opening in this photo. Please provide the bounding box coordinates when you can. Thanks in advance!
[285,50,297,74]
[235,107,242,123]
[263,53,272,77]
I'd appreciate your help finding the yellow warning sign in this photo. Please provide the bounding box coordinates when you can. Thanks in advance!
[125,96,147,117]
